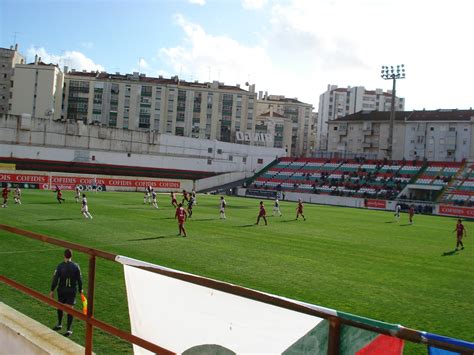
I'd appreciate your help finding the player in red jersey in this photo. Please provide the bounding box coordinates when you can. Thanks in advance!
[56,186,65,204]
[453,219,467,250]
[175,203,188,237]
[256,201,268,225]
[2,186,10,208]
[171,192,178,207]
[182,189,189,203]
[408,205,415,224]
[295,199,306,221]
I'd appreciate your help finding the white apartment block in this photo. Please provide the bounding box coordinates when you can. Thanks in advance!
[0,45,25,114]
[327,109,474,161]
[10,55,64,120]
[248,109,292,151]
[256,93,313,157]
[63,70,257,143]
[317,85,405,151]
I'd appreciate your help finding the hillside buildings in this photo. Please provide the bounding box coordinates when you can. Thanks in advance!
[0,44,25,114]
[256,93,313,157]
[317,85,405,150]
[10,55,64,120]
[327,109,474,161]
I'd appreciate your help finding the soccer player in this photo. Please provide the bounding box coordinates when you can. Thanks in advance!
[273,198,282,217]
[182,189,189,203]
[394,203,401,222]
[171,192,178,207]
[453,219,467,250]
[56,187,65,204]
[2,186,10,208]
[296,199,306,221]
[187,195,195,218]
[408,205,415,224]
[143,188,150,205]
[151,189,158,209]
[81,194,93,219]
[191,189,197,205]
[175,203,188,237]
[50,249,83,337]
[75,186,81,203]
[256,201,268,225]
[219,196,227,219]
[14,187,22,205]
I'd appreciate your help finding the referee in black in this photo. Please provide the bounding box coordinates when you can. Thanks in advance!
[50,248,83,337]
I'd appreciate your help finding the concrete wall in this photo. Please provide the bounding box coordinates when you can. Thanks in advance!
[0,302,86,355]
[0,114,285,175]
[195,171,250,192]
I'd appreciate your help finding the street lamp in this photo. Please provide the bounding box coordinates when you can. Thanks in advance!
[381,64,405,159]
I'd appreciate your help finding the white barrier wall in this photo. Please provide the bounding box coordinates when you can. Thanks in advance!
[195,171,251,192]
[0,115,285,175]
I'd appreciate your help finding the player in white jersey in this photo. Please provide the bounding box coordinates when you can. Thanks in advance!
[81,194,93,219]
[273,198,282,216]
[219,196,227,219]
[14,187,22,205]
[394,203,401,222]
[151,189,158,209]
[143,188,151,205]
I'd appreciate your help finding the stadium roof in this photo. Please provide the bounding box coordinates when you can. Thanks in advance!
[67,71,247,92]
[328,109,474,123]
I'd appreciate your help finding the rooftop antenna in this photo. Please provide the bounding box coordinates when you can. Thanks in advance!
[13,31,21,44]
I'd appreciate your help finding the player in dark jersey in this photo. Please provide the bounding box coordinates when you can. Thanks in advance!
[175,203,188,237]
[256,201,268,225]
[295,199,306,221]
[453,219,467,250]
[187,195,195,218]
[50,249,83,337]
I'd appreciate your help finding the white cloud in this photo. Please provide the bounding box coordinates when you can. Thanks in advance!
[242,0,268,10]
[159,0,474,111]
[189,0,206,5]
[160,14,273,88]
[80,41,94,49]
[139,58,150,71]
[26,47,104,72]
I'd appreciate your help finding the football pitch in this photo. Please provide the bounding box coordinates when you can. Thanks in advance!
[0,190,472,354]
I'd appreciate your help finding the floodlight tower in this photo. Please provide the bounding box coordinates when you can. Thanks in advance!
[381,64,405,159]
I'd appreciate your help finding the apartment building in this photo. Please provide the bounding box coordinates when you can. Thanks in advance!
[317,85,405,151]
[0,44,25,114]
[327,109,474,161]
[10,55,64,120]
[256,93,313,157]
[239,109,293,151]
[63,70,257,143]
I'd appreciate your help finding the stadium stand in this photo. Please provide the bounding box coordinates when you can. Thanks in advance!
[251,157,465,201]
[440,163,474,206]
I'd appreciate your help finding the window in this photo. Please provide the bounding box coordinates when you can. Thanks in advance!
[207,159,212,165]
[229,155,233,161]
[449,127,456,132]
[333,126,338,131]
[243,157,247,163]
[217,149,222,154]
[208,148,213,153]
[430,127,434,131]
[257,158,263,164]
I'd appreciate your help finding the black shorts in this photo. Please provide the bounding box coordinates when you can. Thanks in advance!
[58,291,76,305]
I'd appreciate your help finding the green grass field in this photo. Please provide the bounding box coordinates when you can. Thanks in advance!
[0,190,472,354]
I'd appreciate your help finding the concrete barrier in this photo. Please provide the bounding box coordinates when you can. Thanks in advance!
[0,302,88,354]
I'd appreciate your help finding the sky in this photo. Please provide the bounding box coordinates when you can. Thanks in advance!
[1,0,473,111]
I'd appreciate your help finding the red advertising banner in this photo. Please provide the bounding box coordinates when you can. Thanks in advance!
[438,205,474,218]
[365,199,387,209]
[0,173,180,190]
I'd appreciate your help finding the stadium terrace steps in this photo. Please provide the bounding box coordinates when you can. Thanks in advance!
[249,158,466,201]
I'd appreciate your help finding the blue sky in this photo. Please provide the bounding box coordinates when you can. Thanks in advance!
[2,0,474,111]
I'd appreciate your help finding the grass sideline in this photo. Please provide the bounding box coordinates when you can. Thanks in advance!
[0,190,472,354]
